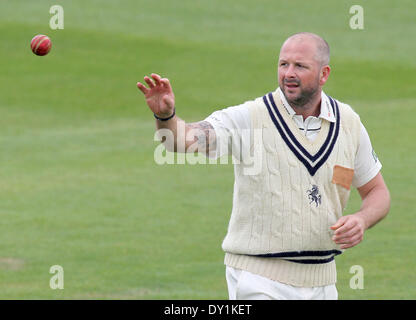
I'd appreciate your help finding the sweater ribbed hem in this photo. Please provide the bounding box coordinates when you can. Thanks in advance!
[224,253,337,287]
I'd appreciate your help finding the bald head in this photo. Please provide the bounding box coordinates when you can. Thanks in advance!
[282,32,330,66]
[278,32,331,110]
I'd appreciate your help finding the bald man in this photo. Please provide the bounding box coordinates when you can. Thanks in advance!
[137,32,390,300]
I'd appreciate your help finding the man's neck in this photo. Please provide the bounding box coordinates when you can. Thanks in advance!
[291,91,322,120]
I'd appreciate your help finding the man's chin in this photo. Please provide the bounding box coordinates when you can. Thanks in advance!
[285,88,299,96]
[282,88,300,101]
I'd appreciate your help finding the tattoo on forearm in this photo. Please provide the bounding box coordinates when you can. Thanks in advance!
[187,121,216,154]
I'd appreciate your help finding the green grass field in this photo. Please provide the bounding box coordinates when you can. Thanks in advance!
[0,0,415,299]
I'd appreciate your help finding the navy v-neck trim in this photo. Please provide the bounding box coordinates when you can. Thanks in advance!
[262,93,340,176]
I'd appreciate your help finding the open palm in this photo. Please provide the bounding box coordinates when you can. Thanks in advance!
[137,73,175,117]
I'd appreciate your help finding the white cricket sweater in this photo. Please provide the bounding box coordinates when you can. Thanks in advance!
[222,89,361,287]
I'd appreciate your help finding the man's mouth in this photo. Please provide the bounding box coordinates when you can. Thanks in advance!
[284,80,300,89]
[285,83,299,89]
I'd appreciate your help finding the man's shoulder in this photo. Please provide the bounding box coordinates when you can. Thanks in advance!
[219,94,268,117]
[328,95,361,122]
[240,94,267,109]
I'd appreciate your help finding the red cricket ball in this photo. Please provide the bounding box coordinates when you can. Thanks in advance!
[31,34,52,56]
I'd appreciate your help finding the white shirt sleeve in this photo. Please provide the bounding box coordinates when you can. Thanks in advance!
[204,103,250,159]
[352,123,382,188]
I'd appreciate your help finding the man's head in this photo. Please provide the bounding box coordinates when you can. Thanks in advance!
[278,32,330,109]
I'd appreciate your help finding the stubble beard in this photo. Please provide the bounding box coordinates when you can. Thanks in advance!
[281,79,321,110]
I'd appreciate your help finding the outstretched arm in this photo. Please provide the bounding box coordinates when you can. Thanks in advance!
[137,73,216,155]
[331,172,390,249]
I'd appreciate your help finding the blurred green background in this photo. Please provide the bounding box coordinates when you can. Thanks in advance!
[0,0,414,299]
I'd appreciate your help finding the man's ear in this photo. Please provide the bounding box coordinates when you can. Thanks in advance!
[319,65,331,86]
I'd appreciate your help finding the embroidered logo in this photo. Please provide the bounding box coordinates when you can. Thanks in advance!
[307,185,322,207]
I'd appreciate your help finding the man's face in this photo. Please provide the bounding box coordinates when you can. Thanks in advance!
[278,40,323,107]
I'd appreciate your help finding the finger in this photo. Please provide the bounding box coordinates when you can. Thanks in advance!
[333,228,357,242]
[340,237,363,249]
[144,76,155,88]
[330,216,348,230]
[340,242,355,249]
[337,233,363,247]
[160,78,172,90]
[161,78,173,93]
[137,82,149,94]
[333,223,359,238]
[334,231,362,245]
[151,73,162,85]
[334,221,356,236]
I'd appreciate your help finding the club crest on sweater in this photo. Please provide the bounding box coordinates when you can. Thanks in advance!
[307,185,322,207]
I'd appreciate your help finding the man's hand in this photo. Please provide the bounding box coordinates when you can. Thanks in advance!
[137,73,175,118]
[136,73,216,155]
[331,172,390,250]
[331,214,366,249]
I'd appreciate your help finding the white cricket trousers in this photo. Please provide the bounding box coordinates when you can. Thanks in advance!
[226,266,338,300]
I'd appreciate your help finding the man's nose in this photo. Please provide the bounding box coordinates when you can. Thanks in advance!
[285,64,296,78]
